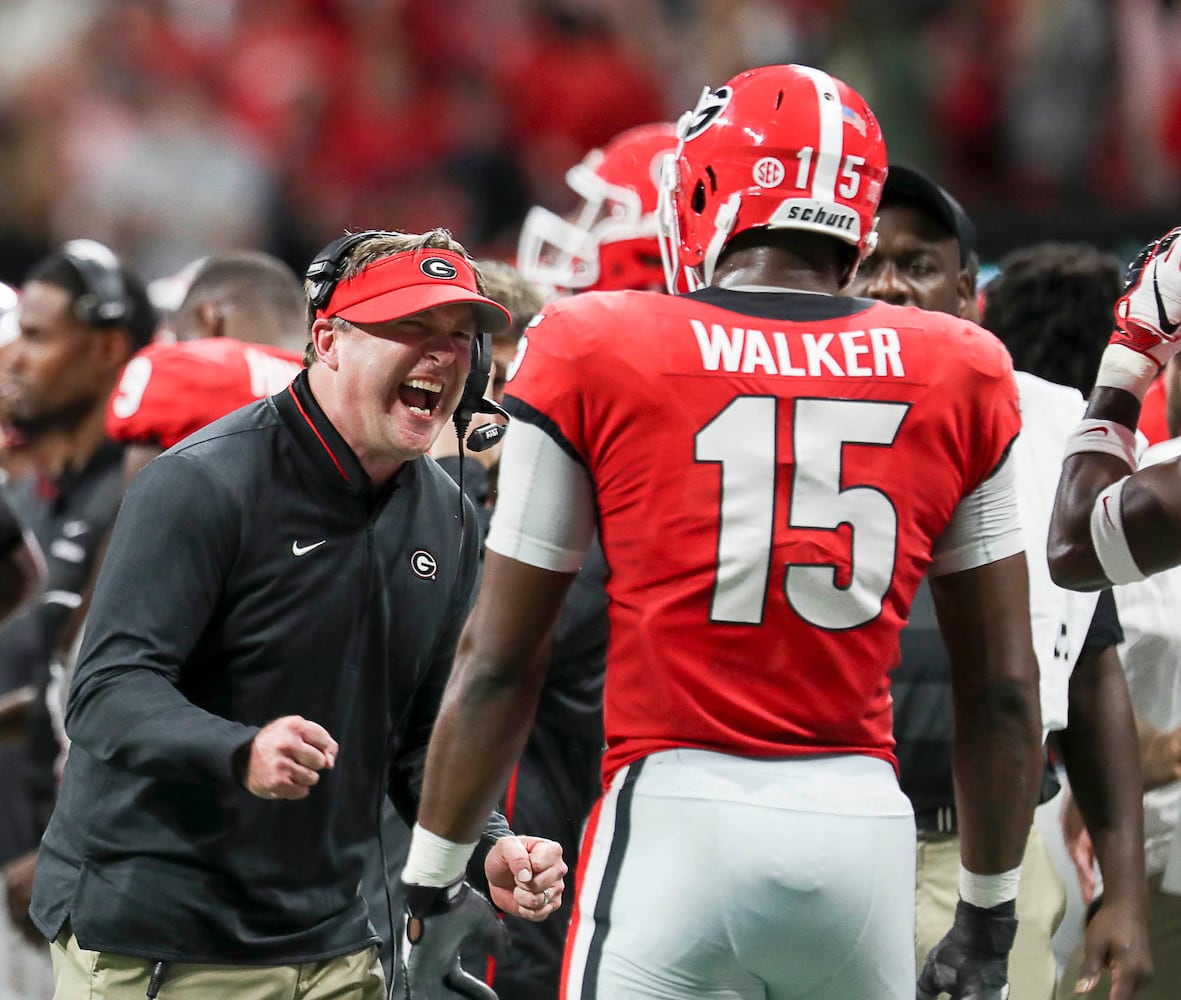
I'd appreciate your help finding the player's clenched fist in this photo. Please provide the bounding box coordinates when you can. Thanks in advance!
[239,715,338,800]
[916,899,1018,1000]
[1111,226,1181,365]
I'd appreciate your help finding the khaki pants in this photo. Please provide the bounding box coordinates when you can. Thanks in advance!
[50,928,386,1000]
[916,826,1066,1000]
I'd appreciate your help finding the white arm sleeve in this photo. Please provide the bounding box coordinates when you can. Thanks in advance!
[1089,476,1148,585]
[928,451,1025,577]
[485,420,597,572]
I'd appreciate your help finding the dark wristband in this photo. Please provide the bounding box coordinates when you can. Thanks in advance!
[953,898,1018,956]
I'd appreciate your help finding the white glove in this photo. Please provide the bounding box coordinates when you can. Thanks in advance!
[1112,225,1181,366]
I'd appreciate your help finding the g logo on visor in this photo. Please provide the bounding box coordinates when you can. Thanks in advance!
[420,257,459,280]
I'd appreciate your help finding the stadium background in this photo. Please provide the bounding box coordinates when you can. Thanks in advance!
[0,0,1176,285]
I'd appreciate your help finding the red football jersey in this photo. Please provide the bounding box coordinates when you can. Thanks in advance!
[107,338,303,449]
[503,287,1022,781]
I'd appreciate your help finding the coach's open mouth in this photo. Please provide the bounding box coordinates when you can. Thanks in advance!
[400,378,443,417]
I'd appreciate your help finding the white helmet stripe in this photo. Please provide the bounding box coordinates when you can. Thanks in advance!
[795,66,844,202]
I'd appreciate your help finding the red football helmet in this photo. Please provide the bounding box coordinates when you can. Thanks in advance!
[657,65,887,293]
[517,122,678,294]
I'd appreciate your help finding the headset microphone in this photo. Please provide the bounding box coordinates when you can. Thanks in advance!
[463,396,509,453]
[466,422,506,453]
[474,397,509,422]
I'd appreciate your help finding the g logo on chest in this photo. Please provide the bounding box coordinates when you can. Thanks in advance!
[411,550,438,579]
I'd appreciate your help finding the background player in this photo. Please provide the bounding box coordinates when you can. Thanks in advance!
[0,240,156,998]
[516,121,678,298]
[850,172,1150,999]
[1049,225,1181,589]
[106,250,306,484]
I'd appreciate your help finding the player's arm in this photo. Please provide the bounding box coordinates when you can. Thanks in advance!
[410,419,595,849]
[417,553,574,842]
[396,560,571,993]
[1049,227,1181,589]
[400,421,589,993]
[1057,599,1152,999]
[919,451,1043,1000]
[921,555,1041,1000]
[931,553,1042,875]
[1050,389,1181,588]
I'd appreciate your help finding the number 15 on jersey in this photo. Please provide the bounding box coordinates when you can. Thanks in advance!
[695,395,910,630]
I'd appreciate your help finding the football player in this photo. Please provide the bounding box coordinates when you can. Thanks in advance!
[516,121,677,297]
[105,251,306,483]
[403,64,1043,999]
[1049,226,1181,589]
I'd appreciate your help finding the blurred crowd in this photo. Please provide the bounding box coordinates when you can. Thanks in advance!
[0,0,1180,287]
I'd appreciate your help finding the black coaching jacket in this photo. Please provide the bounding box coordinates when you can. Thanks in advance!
[31,370,490,964]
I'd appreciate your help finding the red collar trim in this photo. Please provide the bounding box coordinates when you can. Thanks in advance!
[286,384,349,483]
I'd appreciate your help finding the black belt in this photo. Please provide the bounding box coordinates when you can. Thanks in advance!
[915,805,957,833]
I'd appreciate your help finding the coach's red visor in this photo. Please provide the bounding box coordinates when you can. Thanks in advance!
[320,249,511,332]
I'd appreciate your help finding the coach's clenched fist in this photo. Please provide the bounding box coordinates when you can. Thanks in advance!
[238,715,338,800]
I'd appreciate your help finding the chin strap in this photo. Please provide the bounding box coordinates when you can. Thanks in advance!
[656,147,684,294]
[700,193,742,288]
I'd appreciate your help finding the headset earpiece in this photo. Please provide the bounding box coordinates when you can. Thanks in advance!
[61,239,131,327]
[73,293,103,325]
[454,333,491,438]
[453,333,509,453]
[305,230,390,313]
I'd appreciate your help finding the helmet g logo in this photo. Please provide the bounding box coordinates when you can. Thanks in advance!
[682,86,732,141]
[420,257,459,280]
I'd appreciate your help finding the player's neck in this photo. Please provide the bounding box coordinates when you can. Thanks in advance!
[711,246,844,295]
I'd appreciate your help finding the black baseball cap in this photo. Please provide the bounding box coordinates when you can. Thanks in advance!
[881,164,976,265]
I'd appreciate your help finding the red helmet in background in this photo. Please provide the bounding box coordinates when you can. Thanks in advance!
[517,122,678,294]
[657,64,887,293]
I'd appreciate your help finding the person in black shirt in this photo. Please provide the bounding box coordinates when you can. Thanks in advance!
[849,168,1150,998]
[0,487,45,690]
[29,230,566,1000]
[0,241,156,997]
